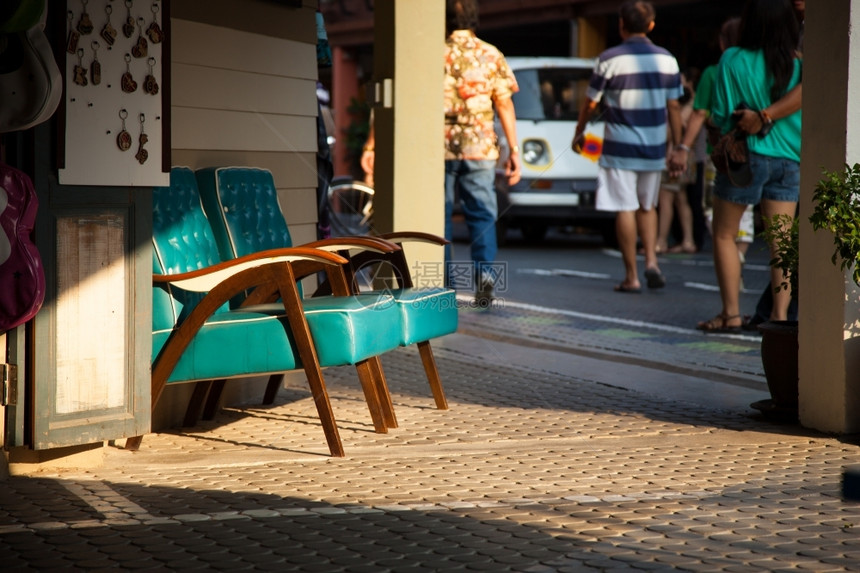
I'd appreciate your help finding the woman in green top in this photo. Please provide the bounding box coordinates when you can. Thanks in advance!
[696,0,801,333]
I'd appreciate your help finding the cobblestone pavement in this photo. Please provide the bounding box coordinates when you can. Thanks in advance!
[2,303,860,571]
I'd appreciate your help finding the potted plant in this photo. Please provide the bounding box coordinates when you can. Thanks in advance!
[757,213,799,420]
[809,163,860,285]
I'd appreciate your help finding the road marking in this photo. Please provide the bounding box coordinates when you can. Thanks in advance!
[517,268,612,279]
[685,281,759,294]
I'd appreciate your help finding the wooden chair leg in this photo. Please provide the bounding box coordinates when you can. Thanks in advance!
[355,359,389,433]
[183,381,213,427]
[262,374,284,405]
[124,435,143,450]
[418,341,448,410]
[201,379,226,420]
[368,356,397,429]
[276,262,345,457]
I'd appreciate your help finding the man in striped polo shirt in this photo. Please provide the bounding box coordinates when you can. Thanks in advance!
[573,0,684,293]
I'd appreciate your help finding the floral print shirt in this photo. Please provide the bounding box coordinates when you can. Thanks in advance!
[444,30,518,161]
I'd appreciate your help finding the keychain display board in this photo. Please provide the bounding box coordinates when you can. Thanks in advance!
[59,0,168,186]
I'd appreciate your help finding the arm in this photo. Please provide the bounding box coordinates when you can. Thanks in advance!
[572,97,599,152]
[734,83,802,134]
[360,119,375,187]
[665,99,685,176]
[495,95,521,186]
[668,107,708,172]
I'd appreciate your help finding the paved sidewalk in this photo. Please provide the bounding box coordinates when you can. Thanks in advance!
[2,303,860,571]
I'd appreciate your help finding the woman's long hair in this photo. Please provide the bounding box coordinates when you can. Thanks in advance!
[738,0,800,102]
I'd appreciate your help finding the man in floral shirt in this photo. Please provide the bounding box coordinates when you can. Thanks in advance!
[444,0,520,305]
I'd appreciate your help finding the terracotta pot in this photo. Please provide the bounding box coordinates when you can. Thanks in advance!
[758,319,799,411]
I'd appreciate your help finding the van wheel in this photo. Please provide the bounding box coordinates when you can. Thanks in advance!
[521,224,547,243]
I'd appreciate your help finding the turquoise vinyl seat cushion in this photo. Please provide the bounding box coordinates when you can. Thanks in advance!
[152,310,301,384]
[195,166,458,347]
[390,287,458,345]
[153,166,401,384]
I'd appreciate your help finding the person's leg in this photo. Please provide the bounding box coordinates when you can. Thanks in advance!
[444,160,458,286]
[634,171,664,286]
[596,168,642,289]
[616,210,641,289]
[689,162,706,251]
[456,160,499,296]
[673,190,696,252]
[760,198,798,321]
[758,156,801,321]
[637,207,659,272]
[656,186,674,253]
[708,196,749,326]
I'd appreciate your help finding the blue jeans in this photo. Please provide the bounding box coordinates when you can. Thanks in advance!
[444,159,498,286]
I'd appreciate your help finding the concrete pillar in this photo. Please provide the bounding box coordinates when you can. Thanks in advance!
[798,0,860,432]
[371,0,445,286]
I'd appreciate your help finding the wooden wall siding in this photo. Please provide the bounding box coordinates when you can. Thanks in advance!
[171,0,315,43]
[158,5,320,416]
[170,15,320,229]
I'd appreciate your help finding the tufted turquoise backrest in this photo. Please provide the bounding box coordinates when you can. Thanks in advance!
[196,166,294,261]
[152,167,227,330]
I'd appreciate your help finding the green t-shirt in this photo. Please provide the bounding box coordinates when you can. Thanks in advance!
[693,64,717,113]
[712,47,802,162]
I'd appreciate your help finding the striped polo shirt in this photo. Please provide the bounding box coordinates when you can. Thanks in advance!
[587,36,683,171]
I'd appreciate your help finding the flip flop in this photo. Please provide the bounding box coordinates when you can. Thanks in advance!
[697,313,742,334]
[644,268,666,289]
[614,283,642,293]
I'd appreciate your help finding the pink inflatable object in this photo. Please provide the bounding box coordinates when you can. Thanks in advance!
[0,162,44,333]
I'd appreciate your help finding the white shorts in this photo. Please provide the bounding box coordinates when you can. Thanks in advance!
[596,167,662,212]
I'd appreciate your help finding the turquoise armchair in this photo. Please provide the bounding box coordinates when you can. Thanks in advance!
[134,167,405,456]
[195,166,458,428]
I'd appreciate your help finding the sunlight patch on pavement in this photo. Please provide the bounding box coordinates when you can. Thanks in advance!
[594,328,651,339]
[679,341,757,354]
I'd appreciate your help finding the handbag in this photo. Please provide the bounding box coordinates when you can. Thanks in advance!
[711,127,752,187]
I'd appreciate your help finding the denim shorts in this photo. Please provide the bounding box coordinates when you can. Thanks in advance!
[713,152,800,205]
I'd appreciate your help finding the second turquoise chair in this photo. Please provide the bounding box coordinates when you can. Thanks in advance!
[195,166,459,428]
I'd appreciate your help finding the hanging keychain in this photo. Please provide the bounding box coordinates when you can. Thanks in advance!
[135,114,149,165]
[73,48,88,86]
[101,3,117,47]
[146,3,163,44]
[116,109,132,151]
[132,17,148,58]
[121,53,137,92]
[66,11,80,54]
[122,0,136,38]
[143,57,158,95]
[90,41,101,85]
[77,0,94,35]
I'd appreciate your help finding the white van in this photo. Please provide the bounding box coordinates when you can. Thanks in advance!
[496,57,612,243]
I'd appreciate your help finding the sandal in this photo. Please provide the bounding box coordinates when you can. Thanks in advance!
[696,313,742,333]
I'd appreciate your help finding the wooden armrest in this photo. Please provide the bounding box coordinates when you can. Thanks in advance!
[303,237,401,254]
[154,247,348,292]
[379,231,450,246]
